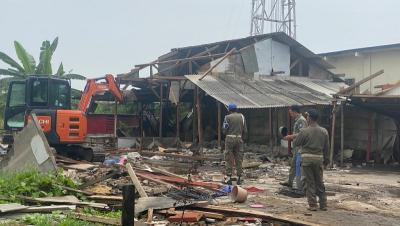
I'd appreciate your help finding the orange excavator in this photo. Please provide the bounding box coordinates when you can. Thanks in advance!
[3,74,124,161]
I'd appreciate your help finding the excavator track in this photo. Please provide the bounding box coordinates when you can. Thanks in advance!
[54,145,106,162]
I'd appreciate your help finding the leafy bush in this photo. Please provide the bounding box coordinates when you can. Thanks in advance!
[0,169,77,201]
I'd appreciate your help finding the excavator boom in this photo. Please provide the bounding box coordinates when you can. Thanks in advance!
[78,74,123,114]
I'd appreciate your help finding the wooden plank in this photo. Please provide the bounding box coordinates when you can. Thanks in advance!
[18,195,108,209]
[0,203,28,213]
[126,163,153,223]
[193,205,324,226]
[126,164,147,197]
[135,171,180,189]
[57,185,94,196]
[138,150,222,161]
[71,212,121,226]
[159,209,224,220]
[199,48,237,80]
[20,205,76,213]
[61,163,96,171]
[89,195,123,201]
[168,211,203,222]
[337,69,384,95]
[79,170,119,189]
[151,166,187,179]
[374,80,400,96]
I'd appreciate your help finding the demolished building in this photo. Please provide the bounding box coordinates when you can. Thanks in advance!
[118,32,347,155]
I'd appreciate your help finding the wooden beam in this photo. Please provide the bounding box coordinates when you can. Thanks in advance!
[367,113,373,162]
[159,84,163,139]
[192,205,322,226]
[290,59,300,70]
[374,80,400,96]
[337,69,384,95]
[196,87,203,147]
[199,48,237,80]
[176,101,181,144]
[217,102,222,149]
[340,102,344,167]
[140,102,144,151]
[126,163,153,223]
[269,108,273,146]
[330,101,338,168]
[149,86,160,99]
[138,150,221,161]
[193,86,197,143]
[146,45,222,76]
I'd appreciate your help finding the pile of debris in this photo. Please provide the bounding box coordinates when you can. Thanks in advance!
[0,118,316,225]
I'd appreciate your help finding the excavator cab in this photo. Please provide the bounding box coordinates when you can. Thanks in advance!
[3,74,122,161]
[4,76,71,131]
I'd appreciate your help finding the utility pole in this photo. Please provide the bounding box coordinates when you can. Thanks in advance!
[250,0,297,39]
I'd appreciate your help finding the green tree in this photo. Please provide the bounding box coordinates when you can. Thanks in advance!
[0,37,84,79]
[0,37,85,127]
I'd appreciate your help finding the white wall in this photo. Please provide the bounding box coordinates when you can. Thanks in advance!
[324,49,400,93]
[254,39,290,76]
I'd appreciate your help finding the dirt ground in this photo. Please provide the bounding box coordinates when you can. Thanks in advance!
[228,163,400,226]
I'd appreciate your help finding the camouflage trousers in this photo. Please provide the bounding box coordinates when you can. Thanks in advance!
[301,156,327,208]
[224,136,244,177]
[288,149,298,187]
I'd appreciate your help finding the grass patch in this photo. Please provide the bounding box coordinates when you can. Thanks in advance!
[82,207,122,219]
[0,169,78,202]
[22,212,103,226]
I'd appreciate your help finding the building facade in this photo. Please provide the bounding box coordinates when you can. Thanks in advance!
[320,44,400,93]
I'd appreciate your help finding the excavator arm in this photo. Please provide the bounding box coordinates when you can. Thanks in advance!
[78,74,123,114]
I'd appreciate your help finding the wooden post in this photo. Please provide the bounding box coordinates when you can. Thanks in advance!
[196,87,203,147]
[366,113,373,162]
[122,184,135,226]
[193,87,197,143]
[269,108,273,146]
[114,98,118,148]
[176,102,180,143]
[288,108,292,156]
[340,102,344,167]
[150,65,153,77]
[330,101,338,168]
[217,102,222,149]
[159,83,163,139]
[140,103,144,151]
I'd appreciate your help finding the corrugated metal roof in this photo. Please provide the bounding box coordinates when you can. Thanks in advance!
[186,75,346,109]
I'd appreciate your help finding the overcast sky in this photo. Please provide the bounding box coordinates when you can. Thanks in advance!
[1,0,400,79]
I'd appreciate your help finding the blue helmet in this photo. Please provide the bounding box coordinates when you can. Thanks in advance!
[228,103,237,111]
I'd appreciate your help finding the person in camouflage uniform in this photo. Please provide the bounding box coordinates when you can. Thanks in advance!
[281,105,307,188]
[293,109,329,211]
[223,103,247,185]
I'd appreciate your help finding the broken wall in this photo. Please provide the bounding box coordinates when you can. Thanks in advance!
[334,106,399,162]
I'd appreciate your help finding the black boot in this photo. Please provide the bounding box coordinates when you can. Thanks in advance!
[237,176,243,185]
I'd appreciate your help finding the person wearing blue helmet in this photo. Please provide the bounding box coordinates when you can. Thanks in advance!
[223,103,247,185]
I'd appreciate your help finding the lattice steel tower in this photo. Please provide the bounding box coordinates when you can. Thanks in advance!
[250,0,296,39]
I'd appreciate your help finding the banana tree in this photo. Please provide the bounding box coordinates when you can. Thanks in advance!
[0,37,85,80]
[0,38,86,126]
